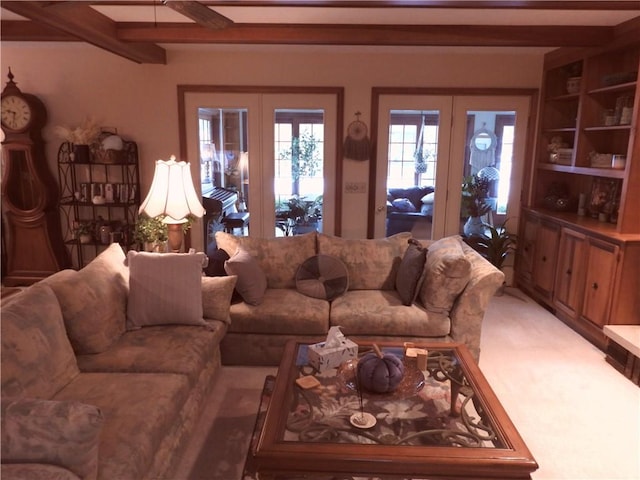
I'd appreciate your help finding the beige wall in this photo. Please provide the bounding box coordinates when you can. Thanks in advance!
[1,43,543,238]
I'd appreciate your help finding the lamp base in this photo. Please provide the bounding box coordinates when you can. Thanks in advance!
[167,224,184,253]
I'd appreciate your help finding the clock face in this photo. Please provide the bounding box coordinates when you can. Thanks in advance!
[1,95,32,132]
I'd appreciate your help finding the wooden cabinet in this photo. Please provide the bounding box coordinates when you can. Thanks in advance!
[531,220,560,300]
[581,239,619,329]
[516,210,560,302]
[57,140,140,268]
[553,228,587,319]
[517,211,639,349]
[517,20,640,349]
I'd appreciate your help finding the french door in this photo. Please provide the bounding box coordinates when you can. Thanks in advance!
[372,91,533,240]
[181,88,341,253]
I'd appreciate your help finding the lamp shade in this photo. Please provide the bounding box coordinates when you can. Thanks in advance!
[139,155,205,223]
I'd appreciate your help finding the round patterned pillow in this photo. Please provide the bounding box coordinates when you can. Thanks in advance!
[295,254,349,301]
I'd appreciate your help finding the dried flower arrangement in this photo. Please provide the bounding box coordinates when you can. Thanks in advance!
[54,117,101,145]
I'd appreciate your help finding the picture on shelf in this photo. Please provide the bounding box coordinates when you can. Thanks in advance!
[588,177,620,220]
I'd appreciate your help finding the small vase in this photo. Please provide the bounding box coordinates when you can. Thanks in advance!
[463,216,485,237]
[74,144,91,163]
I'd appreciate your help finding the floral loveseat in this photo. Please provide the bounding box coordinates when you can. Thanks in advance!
[1,244,237,480]
[214,231,504,366]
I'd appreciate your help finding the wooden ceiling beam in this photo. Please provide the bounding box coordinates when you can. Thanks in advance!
[117,23,613,47]
[78,1,640,11]
[1,1,166,64]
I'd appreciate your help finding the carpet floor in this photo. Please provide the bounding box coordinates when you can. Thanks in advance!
[175,288,640,480]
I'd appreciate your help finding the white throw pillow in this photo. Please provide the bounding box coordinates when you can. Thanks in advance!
[126,251,209,329]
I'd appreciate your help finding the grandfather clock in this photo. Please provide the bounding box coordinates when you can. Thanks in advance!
[1,69,68,285]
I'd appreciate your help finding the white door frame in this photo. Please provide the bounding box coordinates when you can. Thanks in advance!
[179,86,343,252]
[370,88,536,240]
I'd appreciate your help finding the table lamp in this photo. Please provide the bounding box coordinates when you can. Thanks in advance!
[139,155,205,252]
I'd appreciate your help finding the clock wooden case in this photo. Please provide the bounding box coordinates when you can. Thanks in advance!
[1,69,68,285]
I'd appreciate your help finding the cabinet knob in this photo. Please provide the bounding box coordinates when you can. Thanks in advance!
[541,256,547,262]
[592,282,598,290]
[566,269,572,275]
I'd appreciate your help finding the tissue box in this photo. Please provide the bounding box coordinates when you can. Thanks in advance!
[308,339,358,372]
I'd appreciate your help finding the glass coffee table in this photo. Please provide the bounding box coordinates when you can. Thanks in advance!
[250,340,538,479]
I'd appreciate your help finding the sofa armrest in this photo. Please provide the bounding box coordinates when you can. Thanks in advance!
[1,397,103,480]
[448,243,505,362]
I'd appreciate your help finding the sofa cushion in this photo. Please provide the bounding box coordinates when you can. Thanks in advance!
[317,232,412,290]
[43,243,128,354]
[1,283,79,399]
[330,290,450,337]
[215,231,317,288]
[1,397,103,480]
[224,247,267,305]
[202,275,238,323]
[53,372,190,480]
[295,254,349,301]
[419,235,472,314]
[126,250,209,329]
[203,248,230,277]
[228,289,329,335]
[391,198,417,212]
[76,323,226,387]
[395,239,428,305]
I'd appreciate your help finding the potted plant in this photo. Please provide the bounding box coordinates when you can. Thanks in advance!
[461,174,492,236]
[275,195,322,235]
[74,222,94,244]
[134,213,168,252]
[475,219,517,271]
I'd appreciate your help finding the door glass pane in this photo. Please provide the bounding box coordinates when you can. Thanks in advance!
[274,109,324,236]
[460,110,515,237]
[386,110,439,239]
[198,107,249,254]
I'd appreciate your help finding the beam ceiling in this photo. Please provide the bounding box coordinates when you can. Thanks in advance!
[2,1,639,64]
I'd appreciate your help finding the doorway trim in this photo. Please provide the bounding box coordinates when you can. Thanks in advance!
[177,85,345,239]
[369,87,538,238]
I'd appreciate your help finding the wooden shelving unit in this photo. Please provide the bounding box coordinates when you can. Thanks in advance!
[517,19,640,349]
[57,140,140,269]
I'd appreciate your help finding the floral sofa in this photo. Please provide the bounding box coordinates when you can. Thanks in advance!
[0,243,237,480]
[214,231,504,365]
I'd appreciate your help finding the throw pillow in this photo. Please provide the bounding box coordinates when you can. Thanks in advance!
[1,397,103,480]
[295,254,349,301]
[126,250,210,329]
[204,248,230,277]
[418,235,472,314]
[43,243,128,354]
[391,198,417,212]
[395,239,428,305]
[1,284,80,399]
[202,275,238,324]
[224,247,267,305]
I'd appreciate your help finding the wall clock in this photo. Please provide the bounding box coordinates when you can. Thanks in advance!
[1,68,68,285]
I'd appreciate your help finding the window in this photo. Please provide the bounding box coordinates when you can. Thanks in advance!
[388,111,439,188]
[274,110,324,204]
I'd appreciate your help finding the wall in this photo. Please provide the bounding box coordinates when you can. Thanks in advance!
[1,42,544,238]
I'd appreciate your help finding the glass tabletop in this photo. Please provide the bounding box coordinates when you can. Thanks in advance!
[281,343,506,449]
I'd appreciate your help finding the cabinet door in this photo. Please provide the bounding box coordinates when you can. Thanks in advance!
[553,228,587,318]
[516,213,538,286]
[532,220,560,299]
[581,239,619,328]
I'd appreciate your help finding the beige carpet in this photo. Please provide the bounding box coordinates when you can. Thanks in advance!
[176,288,640,480]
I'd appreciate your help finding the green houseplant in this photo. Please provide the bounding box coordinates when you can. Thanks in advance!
[475,219,517,271]
[134,214,168,252]
[275,195,322,236]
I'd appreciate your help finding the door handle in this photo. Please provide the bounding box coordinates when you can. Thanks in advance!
[376,205,386,213]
